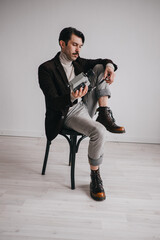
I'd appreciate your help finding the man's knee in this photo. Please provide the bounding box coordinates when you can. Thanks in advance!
[97,123,106,142]
[93,64,104,75]
[90,122,106,142]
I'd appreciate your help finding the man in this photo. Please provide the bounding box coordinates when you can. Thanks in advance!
[38,27,125,201]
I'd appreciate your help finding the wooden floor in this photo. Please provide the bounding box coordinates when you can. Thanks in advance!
[0,136,160,240]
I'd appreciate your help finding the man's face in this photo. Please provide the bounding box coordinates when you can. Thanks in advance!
[60,34,83,61]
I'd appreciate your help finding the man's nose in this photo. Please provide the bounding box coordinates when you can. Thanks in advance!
[76,46,80,52]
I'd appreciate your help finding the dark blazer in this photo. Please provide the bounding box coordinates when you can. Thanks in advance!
[38,52,118,141]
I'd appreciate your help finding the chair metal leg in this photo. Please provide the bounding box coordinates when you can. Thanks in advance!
[69,135,86,165]
[60,133,77,189]
[70,135,77,190]
[69,135,73,166]
[76,135,86,153]
[42,140,51,175]
[69,150,72,166]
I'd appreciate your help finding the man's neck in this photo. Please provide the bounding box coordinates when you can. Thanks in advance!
[59,51,72,66]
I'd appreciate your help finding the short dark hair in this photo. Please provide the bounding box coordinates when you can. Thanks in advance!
[59,27,85,46]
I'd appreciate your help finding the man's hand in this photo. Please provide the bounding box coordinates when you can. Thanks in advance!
[103,66,115,85]
[71,85,88,99]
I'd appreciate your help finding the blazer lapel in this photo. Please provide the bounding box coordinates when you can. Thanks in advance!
[73,60,83,76]
[54,52,69,86]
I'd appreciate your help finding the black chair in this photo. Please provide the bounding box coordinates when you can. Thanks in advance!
[41,128,87,189]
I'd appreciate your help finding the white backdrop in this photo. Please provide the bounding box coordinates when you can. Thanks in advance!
[0,0,160,143]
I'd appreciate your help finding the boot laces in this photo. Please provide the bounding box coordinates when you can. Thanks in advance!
[92,172,103,190]
[107,108,115,123]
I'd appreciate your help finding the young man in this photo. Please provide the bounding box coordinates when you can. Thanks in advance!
[38,27,125,201]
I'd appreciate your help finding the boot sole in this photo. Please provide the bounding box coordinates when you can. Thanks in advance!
[96,119,126,134]
[107,129,126,134]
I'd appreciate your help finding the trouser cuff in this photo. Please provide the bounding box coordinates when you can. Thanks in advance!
[88,154,103,166]
[96,89,111,99]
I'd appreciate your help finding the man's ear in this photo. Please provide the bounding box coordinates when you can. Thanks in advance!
[59,40,65,49]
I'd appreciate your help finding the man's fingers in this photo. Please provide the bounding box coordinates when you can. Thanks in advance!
[82,85,88,96]
[78,87,83,97]
[105,71,115,84]
[83,85,88,93]
[79,87,83,94]
[104,66,115,83]
[103,70,108,79]
[72,85,88,98]
[106,78,114,84]
[72,90,79,97]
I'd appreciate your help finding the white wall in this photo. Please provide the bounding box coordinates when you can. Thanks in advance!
[0,0,160,143]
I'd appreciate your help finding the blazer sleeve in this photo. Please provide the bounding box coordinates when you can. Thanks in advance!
[77,57,118,73]
[38,64,73,112]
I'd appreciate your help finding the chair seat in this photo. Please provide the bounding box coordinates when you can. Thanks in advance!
[60,128,84,136]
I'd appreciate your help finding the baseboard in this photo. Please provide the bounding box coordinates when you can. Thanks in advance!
[0,129,44,138]
[0,129,160,144]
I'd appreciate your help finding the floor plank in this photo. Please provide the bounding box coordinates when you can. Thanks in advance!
[0,136,160,240]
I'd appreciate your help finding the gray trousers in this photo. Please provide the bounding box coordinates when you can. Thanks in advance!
[64,64,111,166]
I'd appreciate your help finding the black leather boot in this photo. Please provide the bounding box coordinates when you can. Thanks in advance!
[90,168,106,201]
[96,107,125,134]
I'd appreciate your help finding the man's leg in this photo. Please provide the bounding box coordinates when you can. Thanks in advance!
[64,102,106,201]
[83,64,125,133]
